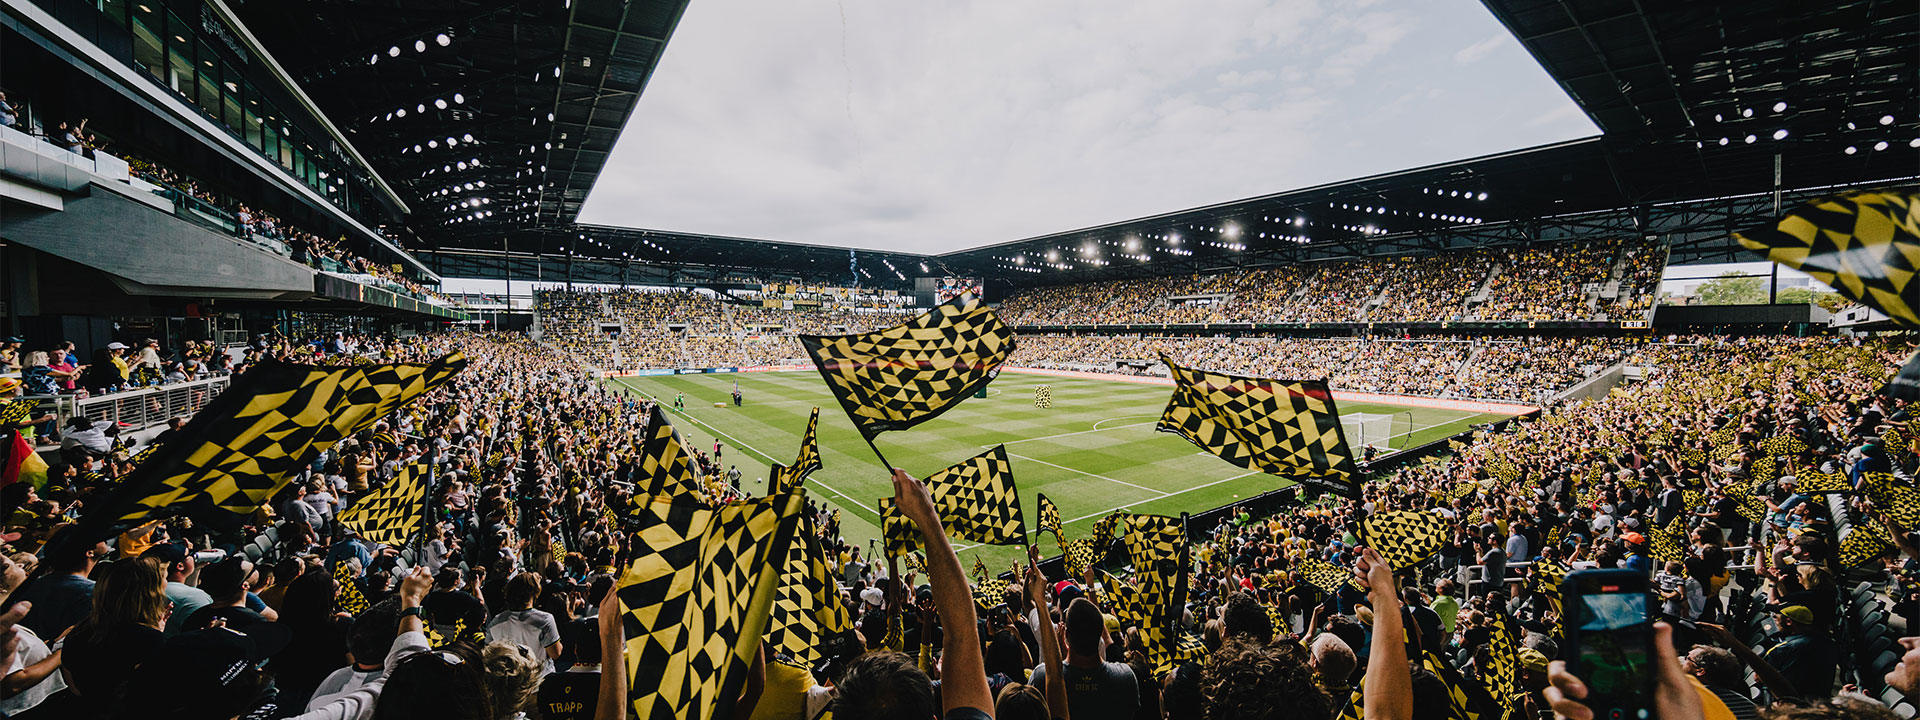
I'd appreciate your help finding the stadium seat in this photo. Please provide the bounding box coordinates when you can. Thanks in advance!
[242,543,263,562]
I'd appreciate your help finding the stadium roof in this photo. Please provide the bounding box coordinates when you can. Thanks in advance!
[232,0,691,244]
[251,0,1916,284]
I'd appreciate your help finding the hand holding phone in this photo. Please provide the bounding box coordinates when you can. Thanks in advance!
[1549,569,1704,720]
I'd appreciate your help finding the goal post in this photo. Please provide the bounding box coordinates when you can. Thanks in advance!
[1340,412,1395,452]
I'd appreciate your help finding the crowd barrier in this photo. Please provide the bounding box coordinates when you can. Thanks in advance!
[39,375,232,432]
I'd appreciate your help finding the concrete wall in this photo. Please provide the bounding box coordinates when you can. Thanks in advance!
[2,184,316,299]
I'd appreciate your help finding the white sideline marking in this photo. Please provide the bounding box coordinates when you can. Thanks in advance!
[611,380,879,522]
[1093,415,1163,430]
[1003,452,1172,498]
[997,420,1158,445]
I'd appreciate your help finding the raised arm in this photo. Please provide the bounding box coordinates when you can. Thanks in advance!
[891,468,992,716]
[1356,547,1411,720]
[1026,547,1068,719]
[595,584,627,720]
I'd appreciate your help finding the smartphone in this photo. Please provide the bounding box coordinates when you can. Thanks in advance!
[1562,569,1654,720]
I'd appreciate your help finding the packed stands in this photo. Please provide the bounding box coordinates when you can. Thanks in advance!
[1009,333,1637,403]
[534,287,911,371]
[997,237,1667,326]
[5,329,1914,720]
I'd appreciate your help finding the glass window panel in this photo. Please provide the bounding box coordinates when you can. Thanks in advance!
[131,12,164,81]
[244,110,262,150]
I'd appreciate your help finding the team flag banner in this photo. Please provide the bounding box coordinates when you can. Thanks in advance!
[1794,470,1852,495]
[765,516,853,665]
[333,560,370,615]
[767,408,824,495]
[337,462,431,546]
[1061,536,1100,576]
[1156,355,1360,498]
[67,354,465,541]
[633,404,703,499]
[1113,513,1190,664]
[618,493,803,720]
[1649,516,1687,563]
[910,446,1027,548]
[1483,607,1523,711]
[799,294,1014,440]
[1860,471,1920,527]
[1357,510,1448,569]
[1297,556,1351,595]
[1035,492,1062,539]
[1839,519,1896,567]
[877,499,921,558]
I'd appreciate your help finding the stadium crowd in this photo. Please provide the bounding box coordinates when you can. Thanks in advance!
[995,238,1663,327]
[1008,334,1637,404]
[535,288,910,371]
[0,326,1913,720]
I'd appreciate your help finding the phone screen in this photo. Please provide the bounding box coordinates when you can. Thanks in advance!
[1574,589,1650,698]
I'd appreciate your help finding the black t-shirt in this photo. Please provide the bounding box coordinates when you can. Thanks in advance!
[423,589,488,632]
[539,670,601,720]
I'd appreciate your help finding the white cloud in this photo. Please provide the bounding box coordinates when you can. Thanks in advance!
[577,0,1596,253]
[1453,32,1511,65]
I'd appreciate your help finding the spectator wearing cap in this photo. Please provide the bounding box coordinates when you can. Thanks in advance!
[0,336,22,372]
[1762,605,1838,695]
[304,599,401,711]
[141,542,214,634]
[104,342,130,379]
[60,417,110,456]
[1622,532,1652,572]
[77,348,123,394]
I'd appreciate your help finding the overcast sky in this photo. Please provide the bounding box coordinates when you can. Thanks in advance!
[576,0,1600,254]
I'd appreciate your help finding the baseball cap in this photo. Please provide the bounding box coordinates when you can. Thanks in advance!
[142,541,190,565]
[1055,581,1084,607]
[106,342,129,350]
[1518,648,1550,672]
[0,378,18,394]
[1622,532,1646,545]
[1,336,22,344]
[1777,605,1815,624]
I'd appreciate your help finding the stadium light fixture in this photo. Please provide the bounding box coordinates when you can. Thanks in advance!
[1910,138,1920,148]
[388,46,401,57]
[1773,101,1787,112]
[1477,193,1488,201]
[1874,141,1890,151]
[415,40,427,53]
[1718,137,1729,145]
[370,54,380,65]
[1741,108,1753,118]
[396,108,407,118]
[435,98,448,109]
[436,33,452,46]
[1772,129,1788,140]
[1882,115,1896,125]
[454,93,465,104]
[1744,134,1757,144]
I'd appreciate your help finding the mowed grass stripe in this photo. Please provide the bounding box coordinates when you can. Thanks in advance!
[609,371,1509,569]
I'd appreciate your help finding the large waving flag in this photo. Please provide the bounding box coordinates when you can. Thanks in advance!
[619,494,803,720]
[67,354,465,541]
[767,408,823,496]
[338,462,431,546]
[765,516,853,665]
[633,404,703,499]
[1736,188,1920,325]
[1111,513,1190,667]
[1358,510,1448,569]
[1156,355,1360,498]
[1035,492,1062,539]
[799,295,1013,461]
[881,446,1027,549]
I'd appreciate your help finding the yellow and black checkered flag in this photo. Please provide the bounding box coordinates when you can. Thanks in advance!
[768,408,823,496]
[1795,470,1852,495]
[333,560,369,615]
[877,499,920,558]
[1839,518,1896,567]
[1036,492,1062,539]
[337,462,430,546]
[1736,187,1920,326]
[1156,355,1359,498]
[1763,434,1808,457]
[1483,606,1522,711]
[1061,536,1100,576]
[1341,647,1493,720]
[67,354,465,541]
[1296,556,1351,595]
[634,404,703,500]
[1861,471,1920,527]
[766,516,852,665]
[618,493,803,720]
[1358,510,1447,569]
[1649,516,1687,564]
[800,294,1014,443]
[923,446,1027,547]
[1113,514,1190,662]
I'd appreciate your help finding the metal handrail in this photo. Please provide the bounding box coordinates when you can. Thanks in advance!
[44,376,233,432]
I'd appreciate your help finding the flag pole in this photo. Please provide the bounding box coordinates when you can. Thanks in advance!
[860,432,894,471]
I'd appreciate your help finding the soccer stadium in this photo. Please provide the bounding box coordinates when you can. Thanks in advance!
[0,0,1916,719]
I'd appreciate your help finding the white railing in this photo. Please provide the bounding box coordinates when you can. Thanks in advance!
[43,375,232,431]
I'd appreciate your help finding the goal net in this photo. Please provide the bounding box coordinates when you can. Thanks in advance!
[1341,412,1412,452]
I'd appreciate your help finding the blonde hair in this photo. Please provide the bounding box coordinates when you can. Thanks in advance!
[480,641,544,719]
[23,351,47,367]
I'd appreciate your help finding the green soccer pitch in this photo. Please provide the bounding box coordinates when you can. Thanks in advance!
[608,370,1511,571]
